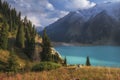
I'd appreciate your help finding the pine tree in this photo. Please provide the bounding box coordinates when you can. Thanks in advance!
[0,22,9,50]
[24,27,31,58]
[32,25,36,35]
[16,22,25,48]
[0,0,23,33]
[9,11,12,32]
[7,48,19,72]
[41,29,52,61]
[17,12,21,26]
[86,56,91,66]
[64,56,67,66]
[25,35,35,59]
[24,24,36,60]
[30,36,35,59]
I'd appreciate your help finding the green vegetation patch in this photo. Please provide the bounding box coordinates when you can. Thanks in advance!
[32,62,61,71]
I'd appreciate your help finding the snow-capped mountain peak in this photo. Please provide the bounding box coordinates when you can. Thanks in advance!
[72,1,120,21]
[40,1,120,44]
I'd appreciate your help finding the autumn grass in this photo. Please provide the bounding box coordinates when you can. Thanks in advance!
[0,49,26,67]
[0,50,9,62]
[0,66,120,80]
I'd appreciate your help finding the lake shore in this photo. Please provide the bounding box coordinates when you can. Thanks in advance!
[52,42,93,46]
[55,46,120,67]
[52,42,119,47]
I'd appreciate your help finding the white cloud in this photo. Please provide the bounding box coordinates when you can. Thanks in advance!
[41,17,59,27]
[28,16,42,27]
[59,11,69,18]
[6,0,94,27]
[65,0,96,10]
[103,0,120,3]
[49,0,96,11]
[46,2,55,11]
[105,0,120,2]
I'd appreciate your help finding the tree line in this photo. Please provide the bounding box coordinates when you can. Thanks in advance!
[0,0,36,60]
[0,0,63,63]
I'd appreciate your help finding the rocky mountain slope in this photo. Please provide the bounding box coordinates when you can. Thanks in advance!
[41,1,120,45]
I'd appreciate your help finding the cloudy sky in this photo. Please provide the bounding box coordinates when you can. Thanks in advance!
[3,0,120,27]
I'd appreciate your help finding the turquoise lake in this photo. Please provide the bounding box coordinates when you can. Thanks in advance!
[55,46,120,67]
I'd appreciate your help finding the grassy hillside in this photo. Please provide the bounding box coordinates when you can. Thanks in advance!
[0,0,36,60]
[0,66,120,80]
[0,49,27,68]
[0,1,120,80]
[0,50,9,62]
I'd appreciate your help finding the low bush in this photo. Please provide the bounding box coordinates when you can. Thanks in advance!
[0,61,7,71]
[32,62,61,71]
[0,65,4,71]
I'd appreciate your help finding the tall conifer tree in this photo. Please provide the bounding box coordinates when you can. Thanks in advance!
[0,22,9,49]
[41,29,52,61]
[86,56,91,66]
[16,22,25,48]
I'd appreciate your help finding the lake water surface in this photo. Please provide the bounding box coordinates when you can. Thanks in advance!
[55,46,120,67]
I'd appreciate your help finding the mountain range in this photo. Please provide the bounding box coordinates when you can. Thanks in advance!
[40,1,120,45]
